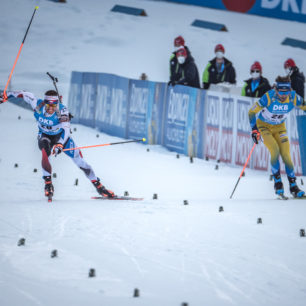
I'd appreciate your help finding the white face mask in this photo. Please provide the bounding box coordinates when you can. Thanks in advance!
[285,68,292,75]
[174,46,183,51]
[251,72,260,79]
[177,56,185,64]
[215,51,224,59]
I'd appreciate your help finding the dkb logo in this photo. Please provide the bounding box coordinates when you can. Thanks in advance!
[222,0,256,12]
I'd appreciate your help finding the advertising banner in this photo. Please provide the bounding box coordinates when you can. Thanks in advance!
[68,71,83,123]
[190,90,206,159]
[235,98,254,167]
[127,80,155,142]
[95,73,129,138]
[79,73,97,127]
[163,85,198,155]
[219,96,234,163]
[280,110,302,175]
[149,82,167,145]
[296,115,306,175]
[68,72,305,175]
[165,0,306,23]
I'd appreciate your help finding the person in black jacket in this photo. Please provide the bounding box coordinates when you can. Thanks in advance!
[202,44,236,90]
[169,36,193,84]
[168,47,200,89]
[284,58,305,99]
[241,61,271,98]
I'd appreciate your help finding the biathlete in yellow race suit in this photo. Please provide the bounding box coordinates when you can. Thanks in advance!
[248,77,306,198]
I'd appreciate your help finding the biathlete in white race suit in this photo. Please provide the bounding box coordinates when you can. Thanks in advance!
[0,90,115,199]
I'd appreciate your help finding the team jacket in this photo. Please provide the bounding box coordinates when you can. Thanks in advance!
[248,89,306,129]
[290,67,305,99]
[202,57,236,90]
[169,46,192,83]
[172,55,200,88]
[241,76,271,98]
[7,91,71,145]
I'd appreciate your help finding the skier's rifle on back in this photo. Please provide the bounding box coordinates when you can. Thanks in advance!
[46,72,61,102]
[46,72,73,119]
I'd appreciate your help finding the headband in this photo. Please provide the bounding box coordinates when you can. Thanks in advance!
[276,82,291,91]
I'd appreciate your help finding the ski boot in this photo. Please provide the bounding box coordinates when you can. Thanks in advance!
[288,177,305,198]
[92,178,115,198]
[43,176,54,201]
[273,172,284,196]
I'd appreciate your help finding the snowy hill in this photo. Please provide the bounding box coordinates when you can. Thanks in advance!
[1,1,306,306]
[1,0,306,98]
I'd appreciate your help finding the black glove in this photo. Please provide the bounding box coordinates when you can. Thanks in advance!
[251,129,261,144]
[168,81,177,87]
[52,143,63,156]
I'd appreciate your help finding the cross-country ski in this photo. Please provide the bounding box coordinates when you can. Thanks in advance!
[91,196,144,201]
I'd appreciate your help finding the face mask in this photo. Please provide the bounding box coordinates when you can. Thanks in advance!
[177,56,185,64]
[174,46,183,51]
[251,72,260,79]
[215,51,224,59]
[285,68,292,75]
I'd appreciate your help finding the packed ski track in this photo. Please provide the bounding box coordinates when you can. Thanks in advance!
[1,102,306,306]
[1,0,306,305]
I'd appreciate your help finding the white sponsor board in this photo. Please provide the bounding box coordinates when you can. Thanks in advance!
[204,90,301,175]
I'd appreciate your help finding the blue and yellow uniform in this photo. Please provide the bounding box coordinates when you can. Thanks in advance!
[249,84,306,197]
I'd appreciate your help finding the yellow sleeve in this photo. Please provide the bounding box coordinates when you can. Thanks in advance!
[248,101,263,128]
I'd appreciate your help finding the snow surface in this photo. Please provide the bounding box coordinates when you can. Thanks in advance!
[1,1,306,306]
[1,0,306,97]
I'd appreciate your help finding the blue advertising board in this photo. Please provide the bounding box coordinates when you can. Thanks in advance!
[79,73,97,128]
[190,89,206,158]
[67,71,83,123]
[163,85,198,155]
[95,73,129,138]
[150,82,167,145]
[127,80,155,142]
[296,115,306,175]
[165,0,306,23]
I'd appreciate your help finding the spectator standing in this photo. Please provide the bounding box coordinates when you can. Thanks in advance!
[169,36,193,84]
[202,44,236,90]
[241,61,271,98]
[168,47,200,88]
[284,58,305,99]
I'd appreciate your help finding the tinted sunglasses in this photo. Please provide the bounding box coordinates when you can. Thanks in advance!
[251,70,260,73]
[45,103,57,108]
[278,90,290,96]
